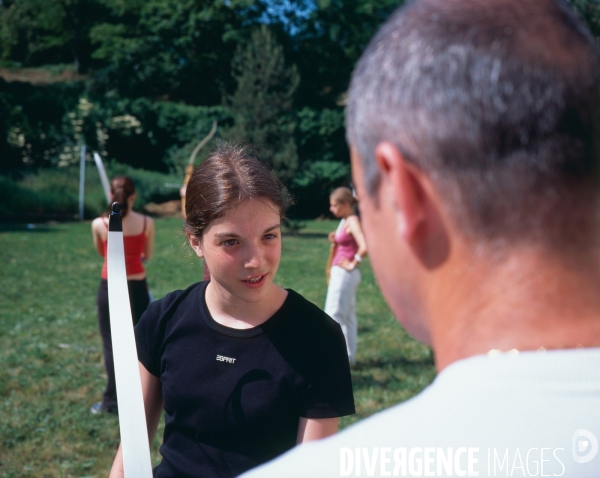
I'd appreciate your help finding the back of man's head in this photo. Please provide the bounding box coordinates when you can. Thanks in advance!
[347,0,600,249]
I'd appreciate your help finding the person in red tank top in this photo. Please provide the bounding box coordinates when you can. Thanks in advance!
[324,187,368,366]
[90,175,155,414]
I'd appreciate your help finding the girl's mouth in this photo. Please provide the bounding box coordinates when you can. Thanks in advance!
[242,274,267,288]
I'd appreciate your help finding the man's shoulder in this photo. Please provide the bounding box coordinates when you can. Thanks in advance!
[242,350,600,478]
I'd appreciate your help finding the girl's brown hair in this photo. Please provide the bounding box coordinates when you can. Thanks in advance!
[111,176,136,217]
[184,141,290,238]
[330,187,357,207]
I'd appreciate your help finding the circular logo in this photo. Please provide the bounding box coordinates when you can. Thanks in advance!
[572,430,599,464]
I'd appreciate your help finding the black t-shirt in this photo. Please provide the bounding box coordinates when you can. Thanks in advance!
[135,281,355,478]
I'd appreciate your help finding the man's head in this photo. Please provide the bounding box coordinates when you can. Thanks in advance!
[347,0,600,342]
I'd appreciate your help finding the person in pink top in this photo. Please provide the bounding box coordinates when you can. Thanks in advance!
[325,187,367,366]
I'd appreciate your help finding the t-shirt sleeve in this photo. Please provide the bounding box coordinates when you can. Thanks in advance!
[134,299,163,377]
[300,315,356,419]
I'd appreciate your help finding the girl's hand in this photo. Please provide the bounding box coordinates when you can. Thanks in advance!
[328,231,336,243]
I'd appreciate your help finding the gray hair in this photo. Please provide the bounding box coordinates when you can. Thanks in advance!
[347,0,600,247]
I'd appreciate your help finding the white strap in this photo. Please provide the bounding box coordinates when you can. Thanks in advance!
[107,203,153,478]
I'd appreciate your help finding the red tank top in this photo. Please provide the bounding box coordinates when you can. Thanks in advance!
[100,216,147,279]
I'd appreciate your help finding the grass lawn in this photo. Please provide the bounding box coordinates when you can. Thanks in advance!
[0,218,435,477]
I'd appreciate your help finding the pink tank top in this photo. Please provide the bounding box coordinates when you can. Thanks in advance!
[332,219,359,266]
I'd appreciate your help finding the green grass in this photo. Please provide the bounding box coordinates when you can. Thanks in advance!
[0,218,435,477]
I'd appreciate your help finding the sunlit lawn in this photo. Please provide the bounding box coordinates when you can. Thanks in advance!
[0,218,435,477]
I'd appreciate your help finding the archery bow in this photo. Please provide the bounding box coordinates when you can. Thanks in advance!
[93,152,111,205]
[180,121,217,282]
[181,120,217,216]
[107,202,153,478]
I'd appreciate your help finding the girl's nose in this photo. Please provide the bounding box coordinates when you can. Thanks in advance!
[244,243,265,269]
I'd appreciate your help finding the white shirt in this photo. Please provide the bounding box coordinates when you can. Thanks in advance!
[241,348,600,477]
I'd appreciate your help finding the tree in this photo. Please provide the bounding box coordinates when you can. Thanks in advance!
[225,25,300,184]
[286,0,402,110]
[570,0,600,37]
[0,0,109,71]
[89,0,268,104]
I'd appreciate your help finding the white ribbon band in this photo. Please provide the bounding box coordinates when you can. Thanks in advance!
[107,206,153,477]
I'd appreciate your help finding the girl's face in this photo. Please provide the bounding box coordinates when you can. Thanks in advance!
[329,199,350,218]
[188,200,282,306]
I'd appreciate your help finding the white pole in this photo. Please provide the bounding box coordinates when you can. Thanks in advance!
[79,144,87,221]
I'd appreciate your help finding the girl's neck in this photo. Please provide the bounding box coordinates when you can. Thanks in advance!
[205,281,288,329]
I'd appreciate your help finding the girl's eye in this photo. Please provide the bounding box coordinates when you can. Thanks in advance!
[221,239,238,247]
[263,234,278,240]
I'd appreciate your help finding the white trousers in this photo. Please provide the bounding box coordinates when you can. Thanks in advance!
[324,265,361,365]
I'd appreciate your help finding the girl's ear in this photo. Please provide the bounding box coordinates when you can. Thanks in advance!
[186,232,204,258]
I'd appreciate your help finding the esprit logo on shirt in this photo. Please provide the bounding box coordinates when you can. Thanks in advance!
[216,354,236,364]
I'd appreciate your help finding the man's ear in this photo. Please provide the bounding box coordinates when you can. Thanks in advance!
[186,232,204,258]
[374,142,426,240]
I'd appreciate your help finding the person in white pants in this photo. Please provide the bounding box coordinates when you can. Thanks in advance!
[324,187,367,366]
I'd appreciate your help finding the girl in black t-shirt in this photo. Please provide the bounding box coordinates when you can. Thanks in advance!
[109,142,355,478]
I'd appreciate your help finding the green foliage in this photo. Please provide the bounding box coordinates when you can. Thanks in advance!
[89,97,231,173]
[7,0,598,218]
[292,160,350,189]
[288,0,403,109]
[0,80,230,173]
[0,78,86,171]
[0,162,182,222]
[0,0,109,71]
[289,160,351,218]
[104,161,183,207]
[224,25,300,184]
[0,86,22,170]
[0,176,55,217]
[0,0,404,217]
[297,107,346,162]
[89,0,267,104]
[570,0,600,37]
[0,218,434,474]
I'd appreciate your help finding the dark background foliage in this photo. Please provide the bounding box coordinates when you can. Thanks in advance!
[1,0,598,218]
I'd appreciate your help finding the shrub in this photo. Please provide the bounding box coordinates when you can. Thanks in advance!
[0,175,84,220]
[0,162,182,222]
[289,160,351,218]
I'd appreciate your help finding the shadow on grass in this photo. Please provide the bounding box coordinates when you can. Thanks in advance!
[351,356,436,392]
[351,354,435,391]
[0,224,59,233]
[354,354,434,371]
[282,231,329,239]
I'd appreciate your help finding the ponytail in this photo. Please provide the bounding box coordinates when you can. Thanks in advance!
[110,176,136,217]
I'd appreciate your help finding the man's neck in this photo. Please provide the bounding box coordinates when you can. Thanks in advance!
[428,243,600,371]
